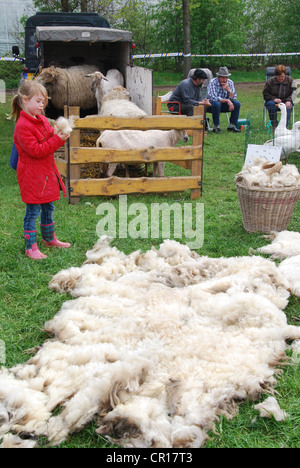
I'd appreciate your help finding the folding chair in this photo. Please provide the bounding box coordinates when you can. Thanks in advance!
[156,90,181,115]
[264,66,295,127]
[159,90,173,106]
[166,101,182,115]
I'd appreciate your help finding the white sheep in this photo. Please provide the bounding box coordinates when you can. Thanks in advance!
[100,85,130,102]
[96,129,189,177]
[87,69,124,113]
[36,65,99,110]
[99,86,147,118]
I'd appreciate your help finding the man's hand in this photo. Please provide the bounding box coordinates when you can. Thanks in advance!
[199,99,211,107]
[222,83,231,93]
[227,99,234,111]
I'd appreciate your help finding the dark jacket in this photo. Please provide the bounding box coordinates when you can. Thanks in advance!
[14,111,66,204]
[263,75,295,103]
[168,78,202,106]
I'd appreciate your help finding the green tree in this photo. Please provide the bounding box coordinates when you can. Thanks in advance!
[32,0,79,12]
[15,0,300,72]
[112,1,154,53]
[281,0,300,52]
[146,0,184,71]
[190,0,247,53]
[244,0,300,67]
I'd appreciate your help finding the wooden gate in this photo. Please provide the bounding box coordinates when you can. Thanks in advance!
[55,106,204,204]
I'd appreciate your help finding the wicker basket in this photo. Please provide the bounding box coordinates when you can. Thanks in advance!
[236,181,300,233]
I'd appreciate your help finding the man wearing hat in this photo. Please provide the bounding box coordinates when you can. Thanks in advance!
[167,69,211,116]
[206,66,241,133]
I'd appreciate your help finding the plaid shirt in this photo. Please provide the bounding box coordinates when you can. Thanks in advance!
[206,77,237,102]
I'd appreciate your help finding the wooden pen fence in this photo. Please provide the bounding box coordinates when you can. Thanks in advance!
[55,105,204,204]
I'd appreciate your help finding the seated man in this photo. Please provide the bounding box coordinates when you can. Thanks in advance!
[206,66,241,133]
[167,69,210,116]
[263,64,295,127]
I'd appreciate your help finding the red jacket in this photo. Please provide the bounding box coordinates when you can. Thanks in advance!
[14,111,66,204]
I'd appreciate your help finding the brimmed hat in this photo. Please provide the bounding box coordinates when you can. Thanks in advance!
[192,69,207,80]
[216,66,231,77]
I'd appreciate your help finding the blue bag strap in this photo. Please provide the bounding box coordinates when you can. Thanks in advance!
[10,142,19,170]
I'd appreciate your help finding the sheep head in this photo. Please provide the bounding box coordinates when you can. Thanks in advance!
[102,86,130,102]
[176,129,189,143]
[36,67,56,86]
[85,71,108,92]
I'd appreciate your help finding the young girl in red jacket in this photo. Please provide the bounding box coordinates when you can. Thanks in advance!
[9,81,71,260]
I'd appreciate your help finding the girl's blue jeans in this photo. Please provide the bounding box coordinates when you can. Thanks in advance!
[23,202,55,231]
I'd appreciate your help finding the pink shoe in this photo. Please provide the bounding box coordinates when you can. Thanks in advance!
[25,243,47,260]
[42,234,71,249]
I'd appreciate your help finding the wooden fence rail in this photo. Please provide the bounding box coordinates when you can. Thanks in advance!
[56,106,204,204]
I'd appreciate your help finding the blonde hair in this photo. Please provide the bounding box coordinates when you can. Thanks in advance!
[8,80,48,122]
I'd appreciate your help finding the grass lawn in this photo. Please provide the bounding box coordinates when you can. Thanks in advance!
[0,72,299,448]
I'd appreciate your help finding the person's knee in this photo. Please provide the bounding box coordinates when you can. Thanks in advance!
[181,104,194,116]
[186,107,194,116]
[265,100,276,109]
[211,101,221,111]
[234,100,241,110]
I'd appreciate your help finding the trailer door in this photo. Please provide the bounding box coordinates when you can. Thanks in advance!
[126,66,153,115]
